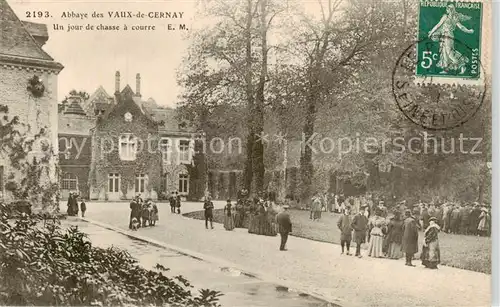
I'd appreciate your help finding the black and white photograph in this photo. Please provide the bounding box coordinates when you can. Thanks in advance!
[0,0,494,306]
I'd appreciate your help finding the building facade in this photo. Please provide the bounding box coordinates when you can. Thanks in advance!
[58,96,93,199]
[0,1,63,207]
[59,71,206,201]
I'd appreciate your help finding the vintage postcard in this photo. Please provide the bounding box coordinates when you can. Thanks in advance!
[0,0,493,306]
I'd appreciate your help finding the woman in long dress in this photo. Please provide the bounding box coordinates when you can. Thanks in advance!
[234,200,244,228]
[223,200,235,231]
[477,207,490,237]
[312,196,322,221]
[427,4,474,73]
[421,217,441,269]
[367,208,386,258]
[264,201,278,236]
[385,211,404,259]
[150,202,159,226]
[247,199,259,234]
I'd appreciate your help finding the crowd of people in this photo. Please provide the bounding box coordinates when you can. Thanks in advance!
[203,189,293,250]
[336,203,442,268]
[299,192,491,238]
[128,194,159,230]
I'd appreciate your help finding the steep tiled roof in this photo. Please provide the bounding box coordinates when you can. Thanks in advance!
[121,84,135,98]
[147,107,194,132]
[21,21,48,46]
[0,0,53,60]
[84,85,113,115]
[58,104,66,113]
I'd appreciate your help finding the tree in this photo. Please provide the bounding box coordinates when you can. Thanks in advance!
[178,0,287,195]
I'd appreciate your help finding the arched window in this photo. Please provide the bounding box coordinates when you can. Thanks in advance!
[61,173,78,190]
[119,133,137,161]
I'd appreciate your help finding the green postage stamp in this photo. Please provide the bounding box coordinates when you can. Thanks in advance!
[416,0,483,83]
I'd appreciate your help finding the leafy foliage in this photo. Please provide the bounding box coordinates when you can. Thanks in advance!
[0,204,222,306]
[178,0,491,203]
[0,104,60,211]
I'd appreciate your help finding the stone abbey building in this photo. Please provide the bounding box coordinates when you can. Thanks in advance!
[58,72,206,201]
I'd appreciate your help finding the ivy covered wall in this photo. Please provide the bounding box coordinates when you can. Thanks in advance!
[0,67,61,211]
[89,97,162,200]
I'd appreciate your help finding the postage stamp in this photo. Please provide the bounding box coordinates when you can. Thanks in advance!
[416,1,483,84]
[392,40,487,130]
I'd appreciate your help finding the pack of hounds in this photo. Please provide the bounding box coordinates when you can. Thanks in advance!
[129,195,159,231]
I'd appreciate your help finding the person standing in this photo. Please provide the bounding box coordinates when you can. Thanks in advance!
[468,203,481,236]
[402,210,419,266]
[337,206,352,255]
[176,192,182,214]
[459,203,471,235]
[421,217,441,269]
[276,205,292,251]
[421,205,430,230]
[312,194,322,221]
[169,192,176,213]
[367,208,386,258]
[66,193,74,216]
[442,203,451,233]
[450,204,461,234]
[223,199,235,231]
[80,199,87,218]
[477,207,491,237]
[351,205,369,258]
[204,197,214,229]
[385,210,404,259]
[129,198,141,229]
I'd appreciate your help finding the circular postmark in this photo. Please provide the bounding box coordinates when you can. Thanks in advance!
[392,36,487,131]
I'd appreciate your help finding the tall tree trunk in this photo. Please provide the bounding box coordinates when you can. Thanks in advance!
[252,0,268,195]
[300,82,318,204]
[299,31,329,204]
[243,0,255,193]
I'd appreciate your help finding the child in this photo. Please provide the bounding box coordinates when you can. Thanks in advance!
[130,217,140,230]
[151,203,159,226]
[80,199,87,217]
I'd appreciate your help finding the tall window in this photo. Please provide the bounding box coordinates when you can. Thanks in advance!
[0,166,4,199]
[160,138,171,165]
[135,174,146,193]
[179,140,190,163]
[108,173,120,193]
[119,134,137,161]
[178,173,189,194]
[61,173,78,190]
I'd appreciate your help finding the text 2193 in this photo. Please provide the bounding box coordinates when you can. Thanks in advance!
[26,11,51,18]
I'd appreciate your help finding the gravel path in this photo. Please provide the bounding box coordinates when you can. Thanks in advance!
[80,201,490,307]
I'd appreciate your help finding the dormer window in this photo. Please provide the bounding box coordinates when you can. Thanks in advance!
[178,121,187,130]
[119,133,137,161]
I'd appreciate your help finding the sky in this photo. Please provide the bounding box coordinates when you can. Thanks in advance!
[10,0,199,107]
[8,0,331,108]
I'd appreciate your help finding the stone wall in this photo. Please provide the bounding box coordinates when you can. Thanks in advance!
[0,66,59,206]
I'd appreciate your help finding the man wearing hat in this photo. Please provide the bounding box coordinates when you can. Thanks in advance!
[402,209,419,266]
[351,204,369,257]
[203,196,215,229]
[276,205,292,251]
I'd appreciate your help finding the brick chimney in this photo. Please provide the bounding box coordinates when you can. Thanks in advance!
[115,71,120,94]
[135,73,141,97]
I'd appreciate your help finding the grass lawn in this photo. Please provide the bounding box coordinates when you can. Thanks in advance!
[184,209,491,274]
